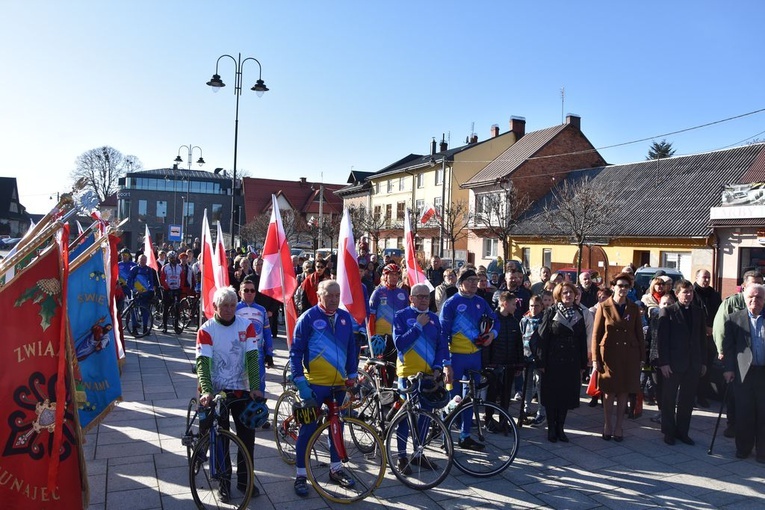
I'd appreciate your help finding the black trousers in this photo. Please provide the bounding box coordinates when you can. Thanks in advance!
[661,367,699,438]
[734,366,765,458]
[218,395,256,485]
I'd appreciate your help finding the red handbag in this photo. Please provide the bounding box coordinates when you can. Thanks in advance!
[586,367,601,398]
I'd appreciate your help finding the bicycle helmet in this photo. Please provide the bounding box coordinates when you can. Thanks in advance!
[369,335,387,358]
[382,263,401,275]
[418,379,450,409]
[167,250,178,260]
[240,399,269,429]
[292,398,320,425]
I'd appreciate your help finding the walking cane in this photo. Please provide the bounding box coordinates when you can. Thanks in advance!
[517,362,532,428]
[707,382,729,455]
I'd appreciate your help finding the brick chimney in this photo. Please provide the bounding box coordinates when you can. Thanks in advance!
[490,124,500,138]
[566,114,581,130]
[470,134,478,144]
[439,134,448,152]
[300,177,307,184]
[510,116,526,139]
[431,137,437,155]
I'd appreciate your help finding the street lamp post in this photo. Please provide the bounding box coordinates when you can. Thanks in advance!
[173,145,205,244]
[206,53,269,247]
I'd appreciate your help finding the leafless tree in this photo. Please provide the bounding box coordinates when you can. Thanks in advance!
[239,208,310,249]
[434,200,472,263]
[541,174,616,274]
[472,179,532,260]
[351,206,387,253]
[70,146,140,202]
[239,213,270,248]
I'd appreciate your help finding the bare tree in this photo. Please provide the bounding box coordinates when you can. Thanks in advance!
[541,174,616,274]
[472,179,532,260]
[434,200,472,263]
[351,206,387,253]
[239,213,270,248]
[71,146,139,202]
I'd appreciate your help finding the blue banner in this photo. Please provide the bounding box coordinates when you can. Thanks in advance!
[69,231,95,261]
[67,246,122,431]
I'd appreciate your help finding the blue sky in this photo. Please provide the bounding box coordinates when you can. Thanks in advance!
[2,1,764,214]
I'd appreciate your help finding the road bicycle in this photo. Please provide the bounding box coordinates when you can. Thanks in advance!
[183,393,255,509]
[303,387,386,503]
[120,293,153,338]
[179,293,201,331]
[273,387,299,464]
[349,357,398,453]
[442,368,519,477]
[384,372,453,490]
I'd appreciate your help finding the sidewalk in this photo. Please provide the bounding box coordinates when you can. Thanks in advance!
[83,327,765,509]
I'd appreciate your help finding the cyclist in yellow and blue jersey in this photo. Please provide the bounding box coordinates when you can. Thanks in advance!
[289,280,359,497]
[368,263,409,381]
[440,269,498,451]
[392,282,451,473]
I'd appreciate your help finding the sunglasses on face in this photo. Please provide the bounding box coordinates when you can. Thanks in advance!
[316,265,326,269]
[243,288,257,293]
[616,283,630,288]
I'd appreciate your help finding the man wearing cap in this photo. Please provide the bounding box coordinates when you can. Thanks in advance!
[368,263,410,382]
[127,254,157,334]
[117,248,136,315]
[440,268,498,451]
[161,251,189,334]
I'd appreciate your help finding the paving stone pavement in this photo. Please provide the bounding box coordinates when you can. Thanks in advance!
[83,325,765,509]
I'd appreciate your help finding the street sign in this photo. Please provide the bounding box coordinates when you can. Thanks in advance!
[168,224,182,242]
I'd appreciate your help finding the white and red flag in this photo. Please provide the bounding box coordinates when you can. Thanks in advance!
[419,203,438,224]
[405,208,433,290]
[337,208,367,326]
[215,221,230,287]
[200,211,217,319]
[143,223,159,273]
[259,195,299,347]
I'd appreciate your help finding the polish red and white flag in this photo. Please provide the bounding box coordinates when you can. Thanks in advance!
[405,208,433,290]
[215,221,230,287]
[143,223,159,273]
[337,208,367,326]
[259,195,299,347]
[419,203,438,224]
[200,211,217,319]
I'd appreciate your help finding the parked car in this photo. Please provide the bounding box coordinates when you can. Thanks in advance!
[381,248,404,264]
[0,237,21,250]
[634,267,684,294]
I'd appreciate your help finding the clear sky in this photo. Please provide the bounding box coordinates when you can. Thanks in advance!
[2,1,764,214]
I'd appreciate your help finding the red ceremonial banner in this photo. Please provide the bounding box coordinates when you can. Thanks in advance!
[0,244,87,509]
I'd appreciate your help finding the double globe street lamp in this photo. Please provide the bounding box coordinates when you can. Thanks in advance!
[206,53,269,246]
[173,145,205,244]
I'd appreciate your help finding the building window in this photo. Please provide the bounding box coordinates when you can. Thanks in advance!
[138,200,147,222]
[387,180,393,193]
[415,199,424,215]
[374,182,379,194]
[156,201,167,223]
[397,237,403,250]
[416,173,424,188]
[475,194,487,214]
[374,205,382,222]
[522,248,531,269]
[396,202,405,220]
[434,197,443,216]
[385,204,392,224]
[185,202,195,225]
[543,248,552,268]
[399,177,405,191]
[660,251,692,275]
[435,166,443,185]
[119,199,131,220]
[483,238,498,258]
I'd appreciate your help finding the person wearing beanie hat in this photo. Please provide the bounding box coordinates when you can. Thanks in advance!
[440,267,498,451]
[368,263,410,383]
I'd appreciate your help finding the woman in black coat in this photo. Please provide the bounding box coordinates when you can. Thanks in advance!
[537,282,589,442]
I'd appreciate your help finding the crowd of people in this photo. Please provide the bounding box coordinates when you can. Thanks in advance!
[176,244,765,500]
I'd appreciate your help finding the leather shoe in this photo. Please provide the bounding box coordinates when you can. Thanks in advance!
[547,431,558,443]
[676,434,695,446]
[735,451,749,459]
[613,435,624,443]
[602,434,612,441]
[663,434,676,445]
[557,430,569,442]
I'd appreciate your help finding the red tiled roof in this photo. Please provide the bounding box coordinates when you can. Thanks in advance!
[241,178,345,221]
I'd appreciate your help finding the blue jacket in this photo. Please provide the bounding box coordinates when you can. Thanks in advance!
[393,306,449,377]
[440,292,499,355]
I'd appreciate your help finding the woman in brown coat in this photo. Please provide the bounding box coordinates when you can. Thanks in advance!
[592,272,645,442]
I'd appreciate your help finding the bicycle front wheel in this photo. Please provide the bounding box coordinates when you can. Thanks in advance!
[305,417,385,503]
[273,391,299,464]
[189,428,254,509]
[446,401,519,477]
[179,298,194,331]
[184,398,198,464]
[385,408,453,489]
[124,303,152,338]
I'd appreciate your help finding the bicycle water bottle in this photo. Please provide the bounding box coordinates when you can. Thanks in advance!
[386,397,404,421]
[446,395,462,413]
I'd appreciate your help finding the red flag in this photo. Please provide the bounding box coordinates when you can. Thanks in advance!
[404,208,433,291]
[419,203,438,224]
[200,211,217,319]
[215,221,229,287]
[337,208,366,325]
[0,230,86,508]
[143,224,159,273]
[259,195,298,347]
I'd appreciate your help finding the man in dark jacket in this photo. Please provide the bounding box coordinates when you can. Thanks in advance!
[657,280,707,446]
[693,268,722,407]
[577,271,599,309]
[493,268,530,319]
